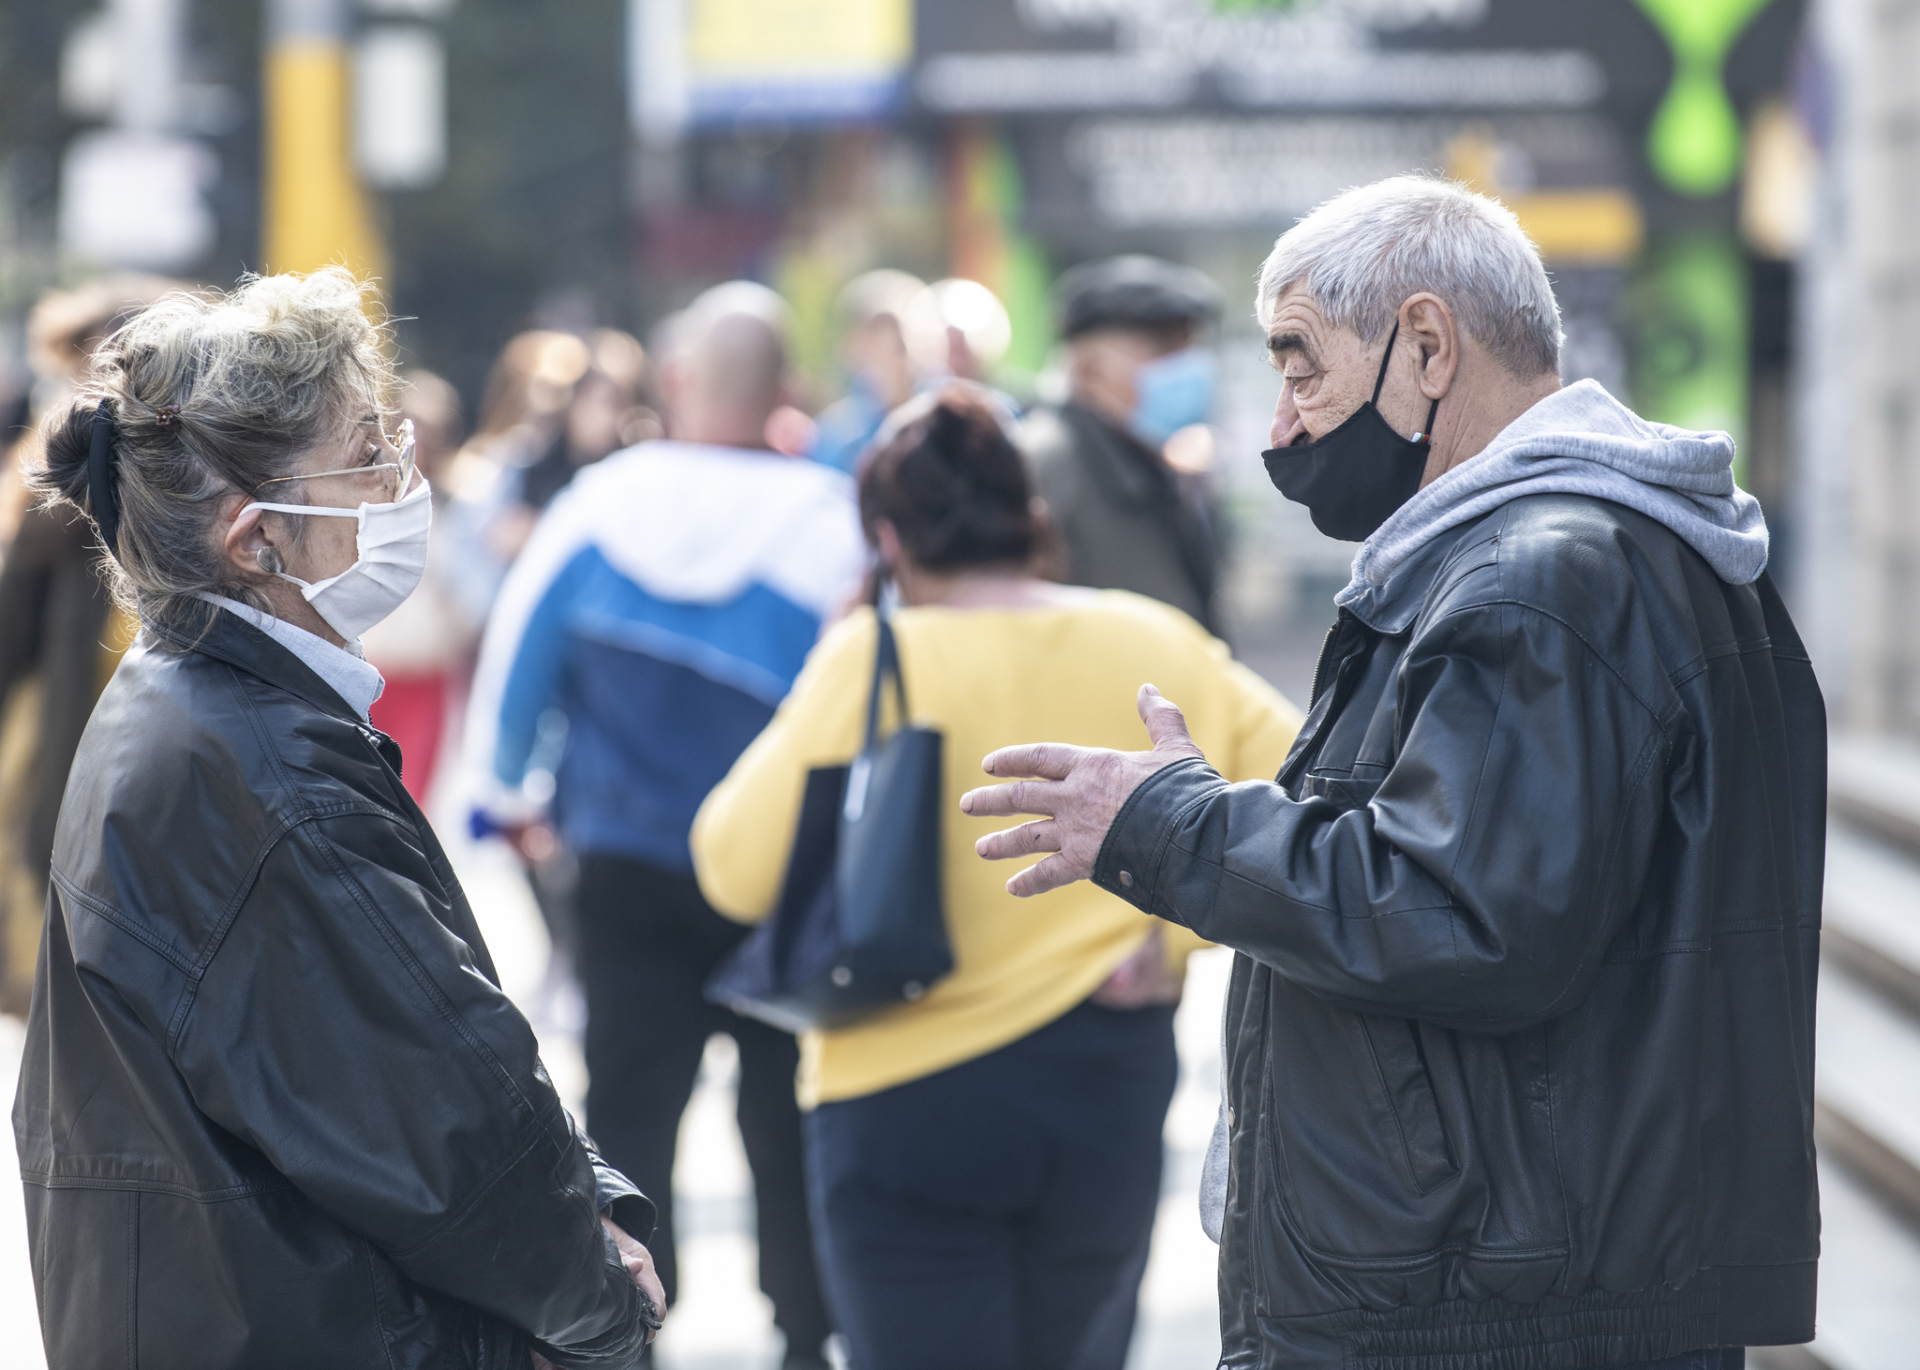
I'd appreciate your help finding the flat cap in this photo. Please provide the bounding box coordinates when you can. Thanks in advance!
[1055,255,1222,339]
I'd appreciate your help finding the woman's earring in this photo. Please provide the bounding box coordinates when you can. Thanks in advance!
[256,546,283,575]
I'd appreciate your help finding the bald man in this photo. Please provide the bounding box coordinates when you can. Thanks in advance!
[468,283,860,1368]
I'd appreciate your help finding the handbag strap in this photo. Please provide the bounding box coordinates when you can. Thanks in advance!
[863,615,910,750]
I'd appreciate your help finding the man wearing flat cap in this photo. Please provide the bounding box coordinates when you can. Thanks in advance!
[1021,255,1224,629]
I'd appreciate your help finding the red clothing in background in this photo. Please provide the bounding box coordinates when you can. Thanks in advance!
[369,672,449,805]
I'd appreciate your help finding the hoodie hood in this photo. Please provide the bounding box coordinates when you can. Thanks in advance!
[1335,379,1768,609]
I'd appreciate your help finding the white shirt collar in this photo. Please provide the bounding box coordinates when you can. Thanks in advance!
[197,594,386,723]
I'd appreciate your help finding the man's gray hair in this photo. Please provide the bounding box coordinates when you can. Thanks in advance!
[1256,176,1562,378]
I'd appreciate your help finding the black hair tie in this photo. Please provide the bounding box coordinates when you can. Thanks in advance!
[87,403,123,561]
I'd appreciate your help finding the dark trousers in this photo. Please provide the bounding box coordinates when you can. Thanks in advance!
[805,1000,1179,1370]
[1608,1353,1744,1370]
[576,853,832,1359]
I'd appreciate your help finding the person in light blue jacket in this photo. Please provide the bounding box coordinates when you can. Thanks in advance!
[468,282,864,1370]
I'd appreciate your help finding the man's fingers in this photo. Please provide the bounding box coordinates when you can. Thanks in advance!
[960,777,1059,820]
[974,818,1061,862]
[978,741,1084,782]
[1005,852,1087,899]
[1137,684,1201,756]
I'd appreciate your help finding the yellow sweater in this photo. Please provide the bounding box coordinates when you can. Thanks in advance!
[691,590,1303,1106]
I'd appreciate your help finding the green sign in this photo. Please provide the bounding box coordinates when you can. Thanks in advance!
[1633,0,1773,196]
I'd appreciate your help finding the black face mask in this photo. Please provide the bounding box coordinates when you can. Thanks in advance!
[1262,321,1440,542]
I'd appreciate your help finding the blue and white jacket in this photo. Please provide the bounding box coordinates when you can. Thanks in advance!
[467,441,866,872]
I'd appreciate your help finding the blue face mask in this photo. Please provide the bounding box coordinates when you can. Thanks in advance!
[1130,346,1216,448]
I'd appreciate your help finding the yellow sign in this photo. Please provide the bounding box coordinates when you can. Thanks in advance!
[1446,128,1644,266]
[687,0,911,76]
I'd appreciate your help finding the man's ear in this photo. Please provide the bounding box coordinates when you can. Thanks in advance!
[1400,293,1461,400]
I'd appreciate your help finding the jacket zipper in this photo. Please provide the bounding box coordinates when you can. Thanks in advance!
[1308,615,1345,709]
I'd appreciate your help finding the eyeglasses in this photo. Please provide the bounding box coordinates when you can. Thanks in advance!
[254,420,417,504]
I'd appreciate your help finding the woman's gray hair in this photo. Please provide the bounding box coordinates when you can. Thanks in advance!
[30,268,393,639]
[1256,175,1562,378]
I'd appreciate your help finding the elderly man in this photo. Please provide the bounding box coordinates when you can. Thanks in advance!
[1020,255,1224,628]
[963,177,1822,1370]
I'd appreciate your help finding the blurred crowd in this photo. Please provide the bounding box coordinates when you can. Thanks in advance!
[0,253,1254,1366]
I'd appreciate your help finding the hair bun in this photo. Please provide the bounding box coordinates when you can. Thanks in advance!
[34,397,106,510]
[858,391,1036,572]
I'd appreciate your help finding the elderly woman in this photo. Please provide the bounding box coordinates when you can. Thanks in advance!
[12,270,662,1369]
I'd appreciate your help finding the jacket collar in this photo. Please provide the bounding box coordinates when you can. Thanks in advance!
[1337,518,1478,636]
[150,602,369,730]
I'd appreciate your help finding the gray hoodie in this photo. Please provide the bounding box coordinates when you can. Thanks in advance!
[1340,378,1768,605]
[1198,380,1769,1242]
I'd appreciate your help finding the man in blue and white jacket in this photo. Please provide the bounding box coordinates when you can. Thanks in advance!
[469,283,864,1369]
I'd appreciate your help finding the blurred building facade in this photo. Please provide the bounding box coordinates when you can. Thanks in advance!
[1,0,1827,663]
[1790,0,1920,739]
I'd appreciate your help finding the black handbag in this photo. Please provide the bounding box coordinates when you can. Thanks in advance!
[704,615,952,1032]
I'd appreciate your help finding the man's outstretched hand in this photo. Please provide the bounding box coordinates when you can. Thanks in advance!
[961,684,1205,897]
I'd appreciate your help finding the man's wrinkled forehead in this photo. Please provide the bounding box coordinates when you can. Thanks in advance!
[1263,287,1334,367]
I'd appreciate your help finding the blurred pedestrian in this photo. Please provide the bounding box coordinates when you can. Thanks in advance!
[536,327,654,505]
[361,369,491,806]
[0,274,175,1011]
[470,327,659,564]
[691,389,1301,1370]
[811,273,1015,475]
[457,327,661,1018]
[15,268,664,1367]
[809,270,924,473]
[468,280,858,1368]
[966,177,1823,1370]
[905,276,1013,385]
[1020,255,1223,628]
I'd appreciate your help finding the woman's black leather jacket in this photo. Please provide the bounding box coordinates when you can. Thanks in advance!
[1096,495,1824,1369]
[13,607,655,1368]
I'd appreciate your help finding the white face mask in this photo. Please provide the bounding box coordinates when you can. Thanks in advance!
[242,477,433,641]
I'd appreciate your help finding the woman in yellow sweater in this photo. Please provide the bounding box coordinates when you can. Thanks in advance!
[691,390,1300,1370]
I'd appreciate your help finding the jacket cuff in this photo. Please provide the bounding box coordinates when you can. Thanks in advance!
[593,1159,657,1245]
[1092,756,1226,925]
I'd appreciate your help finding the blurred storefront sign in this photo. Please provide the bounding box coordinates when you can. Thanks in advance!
[908,0,1797,457]
[1047,114,1642,260]
[914,0,1647,256]
[913,0,1603,112]
[918,33,1605,115]
[631,0,913,138]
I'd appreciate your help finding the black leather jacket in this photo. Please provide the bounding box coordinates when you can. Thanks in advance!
[13,608,656,1369]
[1096,495,1823,1369]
